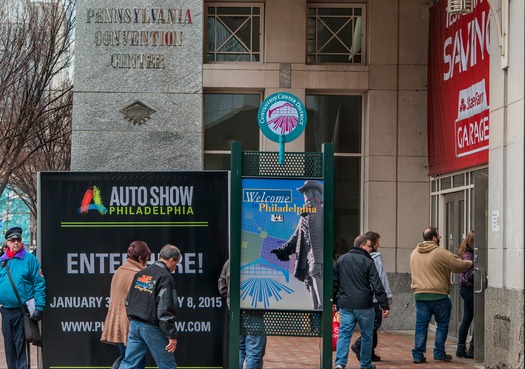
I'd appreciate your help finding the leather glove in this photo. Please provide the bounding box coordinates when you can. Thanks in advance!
[270,248,290,262]
[31,310,43,322]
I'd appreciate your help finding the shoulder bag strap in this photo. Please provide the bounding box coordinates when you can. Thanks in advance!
[4,261,28,315]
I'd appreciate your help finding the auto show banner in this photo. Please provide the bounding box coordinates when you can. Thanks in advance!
[39,172,229,368]
[428,0,490,176]
[240,178,324,311]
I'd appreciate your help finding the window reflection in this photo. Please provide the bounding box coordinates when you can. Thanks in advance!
[204,93,260,152]
[305,95,362,152]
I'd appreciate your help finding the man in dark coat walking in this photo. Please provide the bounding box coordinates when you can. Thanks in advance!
[333,234,390,369]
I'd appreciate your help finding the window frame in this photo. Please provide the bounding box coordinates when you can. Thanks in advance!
[305,92,365,242]
[205,2,264,63]
[203,90,263,169]
[306,3,366,65]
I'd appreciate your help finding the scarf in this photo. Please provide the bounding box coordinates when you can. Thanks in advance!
[6,247,22,259]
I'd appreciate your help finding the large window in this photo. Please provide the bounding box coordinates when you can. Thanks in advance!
[306,95,363,250]
[204,93,261,169]
[430,167,488,233]
[307,4,365,64]
[206,4,263,62]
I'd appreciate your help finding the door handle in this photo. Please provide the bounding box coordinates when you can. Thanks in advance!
[473,267,484,293]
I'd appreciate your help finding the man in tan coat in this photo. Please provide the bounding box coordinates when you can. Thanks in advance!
[410,227,473,364]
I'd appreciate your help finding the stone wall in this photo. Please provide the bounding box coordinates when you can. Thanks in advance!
[381,273,415,331]
[484,287,525,369]
[72,0,204,171]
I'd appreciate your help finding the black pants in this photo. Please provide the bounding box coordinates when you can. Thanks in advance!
[458,286,474,346]
[353,302,383,352]
[0,307,30,369]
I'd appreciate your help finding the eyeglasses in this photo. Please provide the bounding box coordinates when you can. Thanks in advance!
[7,238,22,242]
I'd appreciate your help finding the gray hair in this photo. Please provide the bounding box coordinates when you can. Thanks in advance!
[354,234,371,248]
[159,244,181,261]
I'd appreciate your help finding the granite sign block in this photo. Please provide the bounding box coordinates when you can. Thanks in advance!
[72,0,203,170]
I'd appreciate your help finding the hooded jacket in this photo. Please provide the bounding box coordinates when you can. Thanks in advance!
[410,241,472,295]
[371,250,393,303]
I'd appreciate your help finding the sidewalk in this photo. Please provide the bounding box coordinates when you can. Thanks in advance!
[265,331,485,369]
[0,328,484,369]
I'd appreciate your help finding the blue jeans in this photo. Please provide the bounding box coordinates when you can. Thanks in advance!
[335,307,375,369]
[239,334,267,369]
[120,320,177,369]
[118,342,146,369]
[353,302,383,353]
[412,297,452,360]
[458,286,474,346]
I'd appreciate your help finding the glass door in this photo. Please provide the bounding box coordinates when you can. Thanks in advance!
[443,191,465,338]
[472,173,488,361]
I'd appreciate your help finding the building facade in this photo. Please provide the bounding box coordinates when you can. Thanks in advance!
[71,1,524,367]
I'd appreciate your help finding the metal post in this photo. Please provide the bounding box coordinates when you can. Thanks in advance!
[321,143,334,369]
[229,141,242,369]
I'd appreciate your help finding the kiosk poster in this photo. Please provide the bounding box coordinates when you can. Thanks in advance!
[39,171,229,368]
[240,178,324,311]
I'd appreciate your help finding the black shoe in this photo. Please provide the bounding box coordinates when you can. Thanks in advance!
[371,353,381,362]
[351,344,361,360]
[434,354,453,362]
[456,348,474,358]
[413,357,427,364]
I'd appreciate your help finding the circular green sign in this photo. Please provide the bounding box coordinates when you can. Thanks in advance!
[258,92,307,143]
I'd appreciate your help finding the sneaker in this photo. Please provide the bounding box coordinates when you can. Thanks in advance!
[351,344,361,360]
[434,354,453,362]
[335,365,345,369]
[413,357,427,364]
[371,353,381,362]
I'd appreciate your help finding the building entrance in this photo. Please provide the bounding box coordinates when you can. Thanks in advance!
[443,191,464,338]
[472,174,488,361]
[431,168,488,354]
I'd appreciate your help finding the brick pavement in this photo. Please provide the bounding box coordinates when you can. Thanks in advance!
[0,324,484,369]
[264,331,484,369]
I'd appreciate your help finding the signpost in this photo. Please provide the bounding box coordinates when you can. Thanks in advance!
[258,92,307,164]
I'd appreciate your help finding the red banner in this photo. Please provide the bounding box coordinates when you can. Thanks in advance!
[428,0,490,176]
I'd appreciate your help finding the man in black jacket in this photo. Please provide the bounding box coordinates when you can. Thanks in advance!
[120,244,180,369]
[333,235,390,369]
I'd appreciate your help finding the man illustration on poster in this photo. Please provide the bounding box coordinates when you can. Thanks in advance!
[271,180,323,309]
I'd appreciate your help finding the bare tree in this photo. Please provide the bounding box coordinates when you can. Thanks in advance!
[0,0,75,205]
[9,88,72,219]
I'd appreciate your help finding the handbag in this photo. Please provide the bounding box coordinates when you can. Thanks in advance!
[110,356,122,369]
[332,310,340,351]
[4,261,43,347]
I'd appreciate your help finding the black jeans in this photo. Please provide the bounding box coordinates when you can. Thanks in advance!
[458,286,474,346]
[0,307,29,369]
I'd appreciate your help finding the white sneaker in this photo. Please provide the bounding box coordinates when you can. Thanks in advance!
[335,365,345,369]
